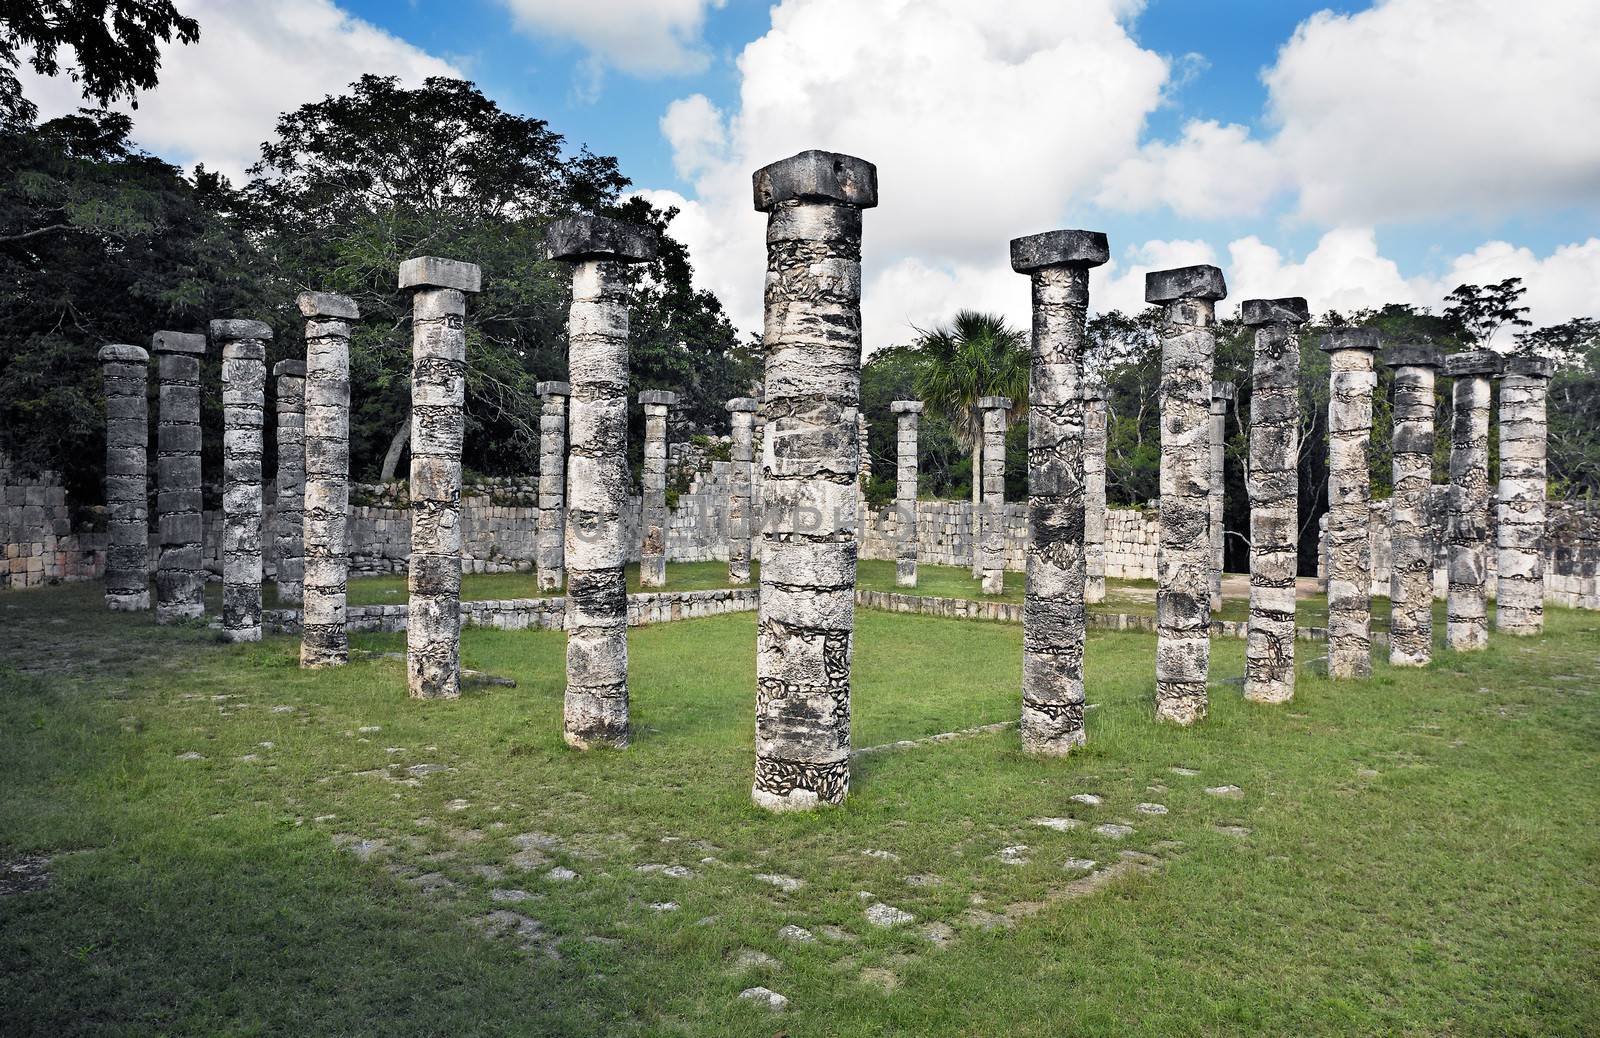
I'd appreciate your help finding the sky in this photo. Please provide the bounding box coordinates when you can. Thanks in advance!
[20,0,1600,349]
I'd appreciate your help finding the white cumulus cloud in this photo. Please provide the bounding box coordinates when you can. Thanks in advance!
[498,0,726,76]
[1096,120,1287,220]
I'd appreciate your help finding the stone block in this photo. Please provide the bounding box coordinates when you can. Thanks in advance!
[1318,327,1380,353]
[209,318,273,341]
[398,257,482,293]
[151,330,206,354]
[1145,264,1226,303]
[544,216,657,264]
[1009,229,1110,273]
[753,149,878,211]
[1239,297,1310,326]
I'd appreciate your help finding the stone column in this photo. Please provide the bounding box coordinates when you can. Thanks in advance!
[1081,381,1108,605]
[727,397,759,585]
[1321,328,1380,679]
[1496,356,1555,635]
[1445,350,1502,652]
[212,320,271,642]
[639,389,677,589]
[535,381,569,593]
[751,149,877,811]
[273,360,306,606]
[399,257,482,700]
[299,292,358,669]
[890,400,923,587]
[547,217,658,748]
[99,344,151,611]
[1384,345,1441,666]
[1208,381,1235,611]
[1241,298,1309,703]
[1146,265,1226,725]
[151,330,207,623]
[1011,229,1109,756]
[978,396,1012,595]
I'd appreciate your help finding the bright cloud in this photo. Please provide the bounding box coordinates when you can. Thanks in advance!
[1096,120,1287,220]
[498,0,725,76]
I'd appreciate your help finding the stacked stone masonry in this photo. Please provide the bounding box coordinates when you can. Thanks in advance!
[99,345,150,609]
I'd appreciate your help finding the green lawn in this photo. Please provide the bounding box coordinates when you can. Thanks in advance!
[3,581,1596,1035]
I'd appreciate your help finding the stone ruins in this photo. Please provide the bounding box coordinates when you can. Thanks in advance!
[977,395,1012,595]
[272,360,306,606]
[1384,344,1441,667]
[890,400,923,588]
[1321,327,1379,680]
[152,329,207,623]
[300,291,357,670]
[535,381,570,593]
[1495,356,1555,635]
[98,343,149,612]
[726,397,758,586]
[639,389,677,589]
[214,319,271,643]
[1444,350,1501,651]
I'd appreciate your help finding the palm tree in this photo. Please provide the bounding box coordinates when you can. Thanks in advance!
[912,310,1029,574]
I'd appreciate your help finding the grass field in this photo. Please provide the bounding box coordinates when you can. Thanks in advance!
[2,578,1596,1036]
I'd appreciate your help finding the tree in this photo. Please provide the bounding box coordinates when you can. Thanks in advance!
[860,343,966,498]
[0,0,199,123]
[1443,277,1532,345]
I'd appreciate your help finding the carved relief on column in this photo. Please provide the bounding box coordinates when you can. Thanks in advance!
[1320,327,1380,679]
[299,291,358,669]
[1495,356,1554,635]
[1444,350,1502,652]
[1383,345,1441,666]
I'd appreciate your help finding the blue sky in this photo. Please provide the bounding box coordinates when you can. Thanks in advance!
[23,0,1600,343]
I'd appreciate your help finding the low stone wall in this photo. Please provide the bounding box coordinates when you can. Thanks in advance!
[0,456,106,589]
[859,501,1160,579]
[263,587,756,635]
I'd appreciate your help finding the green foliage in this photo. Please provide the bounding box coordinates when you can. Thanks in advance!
[860,344,973,498]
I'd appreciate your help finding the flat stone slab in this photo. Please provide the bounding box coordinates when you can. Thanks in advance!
[865,902,915,928]
[998,845,1031,865]
[777,924,814,942]
[151,330,206,354]
[296,291,360,319]
[1069,793,1103,806]
[1033,816,1082,831]
[1204,785,1243,798]
[755,873,804,892]
[399,256,482,293]
[1009,228,1110,273]
[738,986,789,1012]
[1135,803,1169,815]
[1093,824,1134,839]
[1062,857,1097,872]
[1239,297,1309,326]
[544,215,657,263]
[753,149,878,210]
[1145,264,1226,302]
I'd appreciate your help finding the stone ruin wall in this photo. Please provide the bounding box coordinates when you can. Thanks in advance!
[0,454,106,588]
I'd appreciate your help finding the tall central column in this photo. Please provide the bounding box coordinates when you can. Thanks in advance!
[299,291,357,669]
[639,389,677,588]
[1081,381,1108,605]
[535,381,570,593]
[1241,298,1309,703]
[890,400,923,587]
[99,344,150,611]
[548,217,658,748]
[1445,350,1502,651]
[213,319,272,642]
[1496,356,1555,635]
[1011,228,1109,755]
[1208,381,1235,611]
[751,149,877,811]
[1321,328,1380,679]
[399,257,483,700]
[978,395,1012,595]
[727,396,759,585]
[1384,345,1441,666]
[273,360,307,605]
[1146,265,1226,725]
[151,330,207,623]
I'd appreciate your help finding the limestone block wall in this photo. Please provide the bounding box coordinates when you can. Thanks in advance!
[0,456,106,588]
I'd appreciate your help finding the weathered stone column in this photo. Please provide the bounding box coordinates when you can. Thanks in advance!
[273,360,306,605]
[1208,381,1235,611]
[639,389,676,588]
[299,292,358,669]
[213,320,271,642]
[152,330,207,623]
[547,217,657,748]
[1445,350,1502,652]
[1147,265,1226,725]
[399,257,481,700]
[535,381,569,593]
[1321,328,1380,679]
[727,397,759,585]
[978,395,1011,595]
[1384,345,1441,666]
[1241,298,1309,703]
[752,149,877,810]
[890,400,923,587]
[100,344,151,611]
[1011,229,1108,755]
[1496,356,1555,635]
[1081,381,1108,605]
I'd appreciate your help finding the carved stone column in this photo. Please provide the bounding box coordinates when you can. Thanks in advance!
[1208,381,1235,611]
[890,400,923,587]
[1384,345,1441,666]
[273,360,306,606]
[1321,327,1380,679]
[152,330,207,623]
[213,319,271,642]
[1241,298,1309,703]
[1146,265,1226,725]
[547,217,658,747]
[1011,228,1109,755]
[1496,356,1555,635]
[536,381,569,593]
[299,292,358,669]
[1081,381,1108,605]
[751,149,876,810]
[1445,350,1502,652]
[100,344,150,611]
[978,395,1012,595]
[727,397,759,585]
[399,257,482,699]
[639,389,677,589]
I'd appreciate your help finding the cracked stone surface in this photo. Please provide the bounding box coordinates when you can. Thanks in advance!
[998,845,1031,865]
[1322,329,1380,679]
[727,397,758,585]
[1205,785,1243,798]
[299,294,356,668]
[215,322,270,643]
[536,382,569,592]
[978,396,1012,596]
[738,986,789,1011]
[1083,382,1108,604]
[1136,803,1168,815]
[1446,350,1502,651]
[755,873,804,893]
[1069,793,1102,806]
[1033,817,1082,831]
[1496,358,1554,635]
[99,345,150,611]
[152,330,206,623]
[1063,857,1097,871]
[891,400,923,587]
[273,360,307,607]
[1208,381,1234,611]
[1093,824,1133,838]
[639,390,676,588]
[1386,346,1442,666]
[778,924,814,942]
[865,902,915,927]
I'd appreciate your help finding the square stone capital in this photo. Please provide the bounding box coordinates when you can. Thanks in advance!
[209,318,274,342]
[1502,355,1555,379]
[537,380,571,398]
[98,344,149,364]
[1318,327,1381,354]
[398,256,483,293]
[727,397,760,413]
[639,389,678,407]
[753,150,878,212]
[544,216,658,263]
[1239,297,1310,326]
[1380,344,1442,370]
[273,360,307,379]
[297,291,360,320]
[1079,381,1108,402]
[1443,349,1503,377]
[890,400,925,414]
[1210,381,1237,402]
[151,330,206,355]
[977,395,1013,411]
[1145,265,1227,303]
[1009,229,1110,274]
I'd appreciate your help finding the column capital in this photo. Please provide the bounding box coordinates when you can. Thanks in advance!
[209,318,273,342]
[1239,297,1309,326]
[890,400,925,414]
[98,343,148,363]
[977,395,1013,411]
[151,330,206,355]
[1380,344,1442,370]
[1503,355,1555,379]
[537,380,571,398]
[545,216,657,264]
[1444,349,1503,377]
[1318,327,1381,354]
[398,256,482,293]
[753,149,878,212]
[639,389,678,408]
[297,291,360,319]
[273,359,307,379]
[1008,229,1109,273]
[1146,264,1226,303]
[727,396,760,412]
[1210,381,1236,403]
